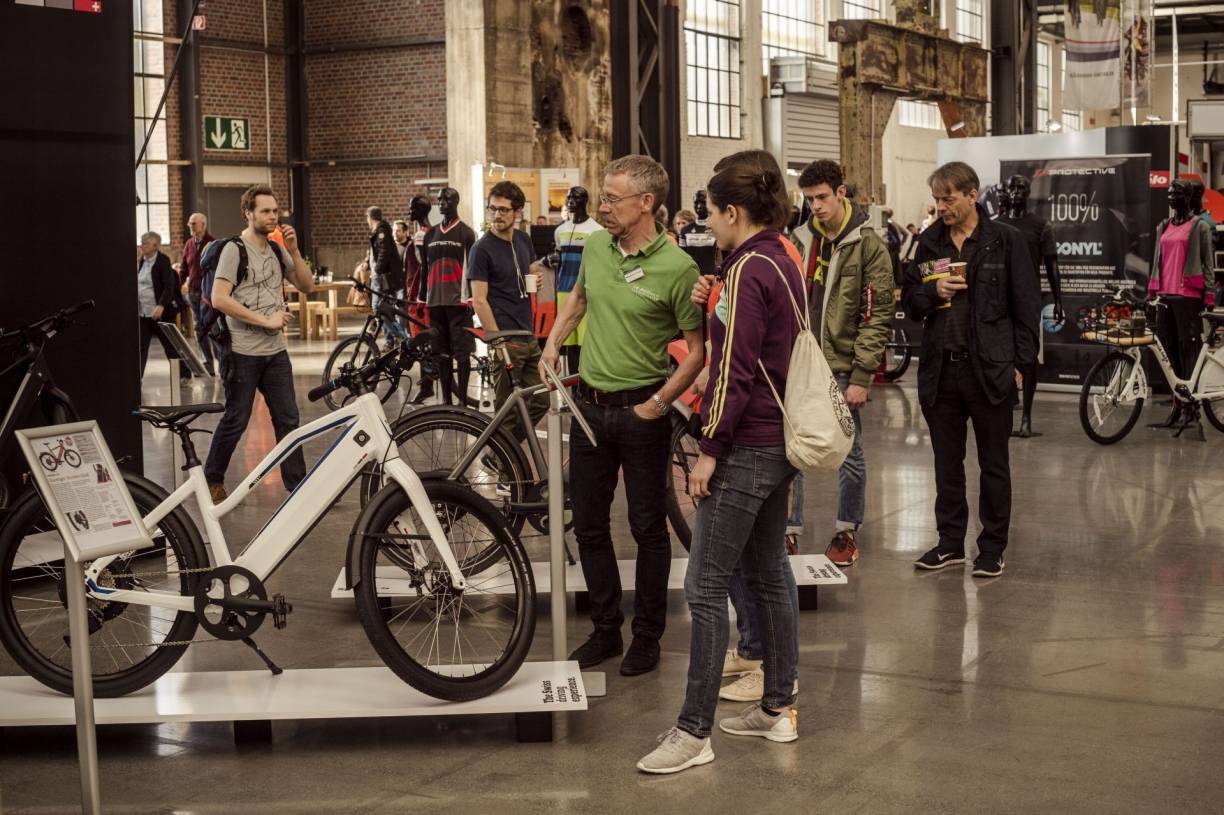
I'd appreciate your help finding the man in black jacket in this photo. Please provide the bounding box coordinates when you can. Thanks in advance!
[902,162,1039,578]
[367,206,406,343]
[136,231,187,381]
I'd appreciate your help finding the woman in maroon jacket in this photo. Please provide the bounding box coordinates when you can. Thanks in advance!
[638,152,805,774]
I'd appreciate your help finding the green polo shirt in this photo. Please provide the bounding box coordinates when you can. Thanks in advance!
[576,227,702,392]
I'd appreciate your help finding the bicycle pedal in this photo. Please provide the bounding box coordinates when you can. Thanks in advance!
[272,594,292,629]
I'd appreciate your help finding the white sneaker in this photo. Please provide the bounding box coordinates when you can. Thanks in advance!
[722,649,763,677]
[636,727,715,774]
[718,704,798,743]
[719,668,799,702]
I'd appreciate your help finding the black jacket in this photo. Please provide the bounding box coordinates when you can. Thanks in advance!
[141,251,183,319]
[901,205,1040,407]
[369,219,403,292]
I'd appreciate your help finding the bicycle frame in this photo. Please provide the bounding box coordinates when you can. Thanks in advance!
[1107,331,1224,405]
[77,392,469,613]
[447,377,572,483]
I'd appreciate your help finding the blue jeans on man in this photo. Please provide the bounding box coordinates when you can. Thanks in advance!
[678,445,797,738]
[204,350,306,491]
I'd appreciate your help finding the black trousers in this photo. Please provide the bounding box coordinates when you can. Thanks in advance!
[138,315,188,380]
[428,305,475,405]
[921,359,1014,557]
[1155,295,1203,381]
[569,397,673,640]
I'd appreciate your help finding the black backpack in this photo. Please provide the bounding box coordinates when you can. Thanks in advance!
[198,237,287,343]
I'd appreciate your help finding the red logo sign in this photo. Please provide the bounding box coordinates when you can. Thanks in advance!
[1149,171,1170,188]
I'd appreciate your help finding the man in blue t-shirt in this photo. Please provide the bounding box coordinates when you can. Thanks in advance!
[468,180,548,442]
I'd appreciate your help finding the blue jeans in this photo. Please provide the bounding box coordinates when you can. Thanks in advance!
[784,371,865,534]
[729,558,798,662]
[372,287,407,343]
[204,349,306,490]
[678,446,797,738]
[187,292,216,373]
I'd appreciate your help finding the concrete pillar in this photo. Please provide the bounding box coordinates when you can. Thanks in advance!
[446,0,488,227]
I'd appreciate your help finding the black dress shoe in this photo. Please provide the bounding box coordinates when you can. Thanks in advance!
[569,630,623,669]
[619,636,660,676]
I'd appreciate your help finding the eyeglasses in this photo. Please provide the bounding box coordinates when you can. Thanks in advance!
[598,192,647,207]
[486,205,515,215]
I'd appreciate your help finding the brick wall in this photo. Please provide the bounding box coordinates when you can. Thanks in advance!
[156,0,450,267]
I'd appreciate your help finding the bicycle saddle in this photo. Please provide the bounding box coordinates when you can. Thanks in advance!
[480,329,535,342]
[1203,311,1224,326]
[133,403,224,427]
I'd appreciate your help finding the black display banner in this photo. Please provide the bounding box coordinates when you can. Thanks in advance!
[999,155,1152,386]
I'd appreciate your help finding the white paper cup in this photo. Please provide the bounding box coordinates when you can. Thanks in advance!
[525,274,538,294]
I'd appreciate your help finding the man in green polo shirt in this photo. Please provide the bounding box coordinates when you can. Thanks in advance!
[541,155,705,677]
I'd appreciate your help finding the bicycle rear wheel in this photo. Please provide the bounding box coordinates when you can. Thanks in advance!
[666,417,700,551]
[1079,351,1144,444]
[1202,398,1224,433]
[0,477,206,697]
[354,480,535,702]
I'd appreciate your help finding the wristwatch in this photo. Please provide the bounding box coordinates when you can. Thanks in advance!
[650,393,670,416]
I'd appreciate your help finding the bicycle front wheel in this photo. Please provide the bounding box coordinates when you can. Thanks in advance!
[0,477,206,697]
[883,327,911,382]
[1079,351,1144,444]
[1202,398,1224,433]
[322,335,399,410]
[354,479,536,702]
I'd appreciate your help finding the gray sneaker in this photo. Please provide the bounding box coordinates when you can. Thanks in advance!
[718,704,798,743]
[636,727,715,774]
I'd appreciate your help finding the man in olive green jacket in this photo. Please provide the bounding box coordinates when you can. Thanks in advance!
[787,160,895,568]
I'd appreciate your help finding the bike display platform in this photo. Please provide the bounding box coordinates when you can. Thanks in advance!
[331,554,847,611]
[0,661,587,744]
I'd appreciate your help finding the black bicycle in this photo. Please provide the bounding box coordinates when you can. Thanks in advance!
[0,302,95,512]
[320,286,488,411]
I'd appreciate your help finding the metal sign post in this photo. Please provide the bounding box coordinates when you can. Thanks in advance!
[157,322,207,486]
[15,422,157,815]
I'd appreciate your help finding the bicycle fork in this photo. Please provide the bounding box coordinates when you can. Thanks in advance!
[380,458,468,591]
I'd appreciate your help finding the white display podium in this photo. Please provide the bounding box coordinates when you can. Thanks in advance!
[0,662,587,744]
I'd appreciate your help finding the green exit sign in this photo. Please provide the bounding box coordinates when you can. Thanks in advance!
[204,115,250,151]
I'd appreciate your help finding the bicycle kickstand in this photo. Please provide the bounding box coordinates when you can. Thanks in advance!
[241,637,284,676]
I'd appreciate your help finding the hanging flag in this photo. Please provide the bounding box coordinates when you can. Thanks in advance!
[1122,0,1153,108]
[1063,0,1122,111]
[13,0,103,10]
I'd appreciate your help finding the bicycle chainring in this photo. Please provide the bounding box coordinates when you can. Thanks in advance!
[193,565,269,641]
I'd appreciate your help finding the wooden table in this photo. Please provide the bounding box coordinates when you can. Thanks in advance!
[285,280,354,340]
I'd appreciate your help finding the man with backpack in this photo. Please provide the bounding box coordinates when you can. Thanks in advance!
[201,184,314,502]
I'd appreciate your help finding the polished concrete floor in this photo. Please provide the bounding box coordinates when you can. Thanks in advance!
[3,325,1224,814]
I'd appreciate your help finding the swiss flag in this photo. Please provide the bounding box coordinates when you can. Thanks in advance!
[74,0,103,12]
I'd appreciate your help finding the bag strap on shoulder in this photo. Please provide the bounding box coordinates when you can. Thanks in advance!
[740,251,809,332]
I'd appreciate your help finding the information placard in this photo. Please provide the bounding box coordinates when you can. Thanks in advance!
[15,422,154,562]
[156,321,208,376]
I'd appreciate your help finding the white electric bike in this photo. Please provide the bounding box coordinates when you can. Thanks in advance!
[0,358,535,702]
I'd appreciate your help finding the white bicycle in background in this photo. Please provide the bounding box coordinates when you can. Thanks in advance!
[1079,286,1224,444]
[0,358,535,702]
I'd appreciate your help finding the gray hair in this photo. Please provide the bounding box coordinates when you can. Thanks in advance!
[140,231,162,245]
[604,154,669,214]
[187,212,207,225]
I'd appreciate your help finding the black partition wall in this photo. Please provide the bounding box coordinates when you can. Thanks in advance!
[0,2,142,472]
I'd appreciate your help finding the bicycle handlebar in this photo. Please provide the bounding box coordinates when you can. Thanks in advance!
[0,299,95,341]
[354,281,430,332]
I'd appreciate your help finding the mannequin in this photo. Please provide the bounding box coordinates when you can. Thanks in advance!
[421,187,478,405]
[678,189,718,276]
[406,194,435,404]
[1147,179,1217,427]
[554,186,601,372]
[997,174,1065,438]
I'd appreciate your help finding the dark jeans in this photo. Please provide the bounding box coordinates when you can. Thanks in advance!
[490,339,549,444]
[429,305,475,405]
[920,358,1013,557]
[138,315,186,379]
[679,446,797,738]
[187,292,217,373]
[204,349,305,491]
[570,397,673,641]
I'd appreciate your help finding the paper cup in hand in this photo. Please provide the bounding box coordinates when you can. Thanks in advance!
[525,274,538,294]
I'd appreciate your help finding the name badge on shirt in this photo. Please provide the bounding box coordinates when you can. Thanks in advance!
[624,267,645,283]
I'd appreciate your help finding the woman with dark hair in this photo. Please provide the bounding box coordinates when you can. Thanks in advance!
[637,152,805,774]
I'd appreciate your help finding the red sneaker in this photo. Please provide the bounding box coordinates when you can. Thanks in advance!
[826,530,859,567]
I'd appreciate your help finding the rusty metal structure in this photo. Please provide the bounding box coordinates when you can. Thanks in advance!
[830,12,989,205]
